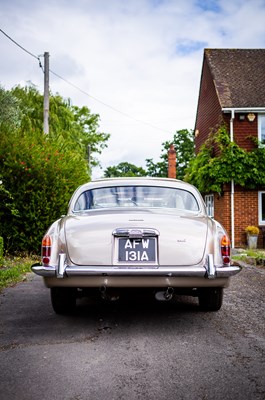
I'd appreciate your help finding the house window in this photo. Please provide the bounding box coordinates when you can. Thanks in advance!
[205,194,214,217]
[258,191,265,225]
[258,114,265,144]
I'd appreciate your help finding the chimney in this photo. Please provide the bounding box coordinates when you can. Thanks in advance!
[168,144,176,179]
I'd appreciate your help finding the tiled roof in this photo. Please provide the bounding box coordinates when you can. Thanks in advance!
[205,48,265,108]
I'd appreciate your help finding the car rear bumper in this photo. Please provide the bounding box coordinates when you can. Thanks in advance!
[31,258,241,280]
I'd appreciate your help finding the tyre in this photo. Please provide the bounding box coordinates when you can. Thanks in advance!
[50,287,77,314]
[198,288,223,311]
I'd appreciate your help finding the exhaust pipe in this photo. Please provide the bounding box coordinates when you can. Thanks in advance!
[99,286,107,300]
[99,286,120,301]
[155,287,174,301]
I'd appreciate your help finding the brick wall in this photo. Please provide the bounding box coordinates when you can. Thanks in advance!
[233,114,258,151]
[214,189,231,234]
[214,187,263,248]
[234,188,260,247]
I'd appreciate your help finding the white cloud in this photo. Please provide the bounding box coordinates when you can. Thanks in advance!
[1,0,265,179]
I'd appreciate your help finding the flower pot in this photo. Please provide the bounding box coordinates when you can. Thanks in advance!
[247,234,258,249]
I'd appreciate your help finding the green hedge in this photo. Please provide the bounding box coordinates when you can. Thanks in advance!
[0,129,89,253]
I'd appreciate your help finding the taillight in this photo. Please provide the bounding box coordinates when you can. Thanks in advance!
[42,235,51,265]
[221,235,230,265]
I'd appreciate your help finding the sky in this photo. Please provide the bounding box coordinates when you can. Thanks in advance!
[1,0,265,178]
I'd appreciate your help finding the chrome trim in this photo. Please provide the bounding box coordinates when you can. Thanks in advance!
[31,265,56,277]
[205,254,216,279]
[66,265,203,276]
[57,253,66,278]
[215,265,241,277]
[113,228,160,238]
[32,263,241,279]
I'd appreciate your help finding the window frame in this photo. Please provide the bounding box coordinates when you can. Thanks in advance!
[258,191,265,225]
[205,194,214,218]
[258,114,265,144]
[73,186,200,212]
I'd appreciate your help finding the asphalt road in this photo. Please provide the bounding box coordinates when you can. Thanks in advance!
[0,263,264,400]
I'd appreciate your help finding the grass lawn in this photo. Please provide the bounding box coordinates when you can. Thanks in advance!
[232,248,265,266]
[0,255,39,292]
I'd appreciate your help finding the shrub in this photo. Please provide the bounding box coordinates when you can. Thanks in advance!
[0,129,89,253]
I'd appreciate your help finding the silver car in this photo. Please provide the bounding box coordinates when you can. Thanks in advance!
[32,178,241,314]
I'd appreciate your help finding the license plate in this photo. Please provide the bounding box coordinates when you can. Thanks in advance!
[118,238,157,263]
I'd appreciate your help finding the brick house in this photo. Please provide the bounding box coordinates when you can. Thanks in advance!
[194,49,265,248]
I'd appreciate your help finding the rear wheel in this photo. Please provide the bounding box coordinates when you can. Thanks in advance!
[198,288,223,311]
[50,287,77,314]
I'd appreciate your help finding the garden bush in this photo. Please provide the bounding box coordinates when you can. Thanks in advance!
[0,129,89,253]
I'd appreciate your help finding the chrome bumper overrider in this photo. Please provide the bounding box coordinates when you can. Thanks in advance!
[31,254,241,280]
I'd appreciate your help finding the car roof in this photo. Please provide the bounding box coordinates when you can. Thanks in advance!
[68,177,204,212]
[74,177,199,192]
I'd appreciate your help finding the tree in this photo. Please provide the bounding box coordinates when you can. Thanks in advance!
[0,86,21,130]
[104,162,147,177]
[10,85,110,168]
[146,129,194,180]
[0,84,110,253]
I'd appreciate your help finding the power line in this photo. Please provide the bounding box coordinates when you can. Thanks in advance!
[0,28,43,70]
[0,28,172,134]
[49,69,171,134]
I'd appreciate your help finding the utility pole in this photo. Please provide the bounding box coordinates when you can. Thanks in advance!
[43,52,49,134]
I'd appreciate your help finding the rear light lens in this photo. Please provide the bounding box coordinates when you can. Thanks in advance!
[42,235,51,266]
[221,235,230,265]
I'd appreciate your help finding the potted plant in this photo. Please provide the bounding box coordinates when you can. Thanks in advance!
[245,226,260,249]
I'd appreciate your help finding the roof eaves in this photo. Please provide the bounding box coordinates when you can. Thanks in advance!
[222,107,265,113]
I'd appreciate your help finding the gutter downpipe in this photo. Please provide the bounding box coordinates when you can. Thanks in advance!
[230,110,235,249]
